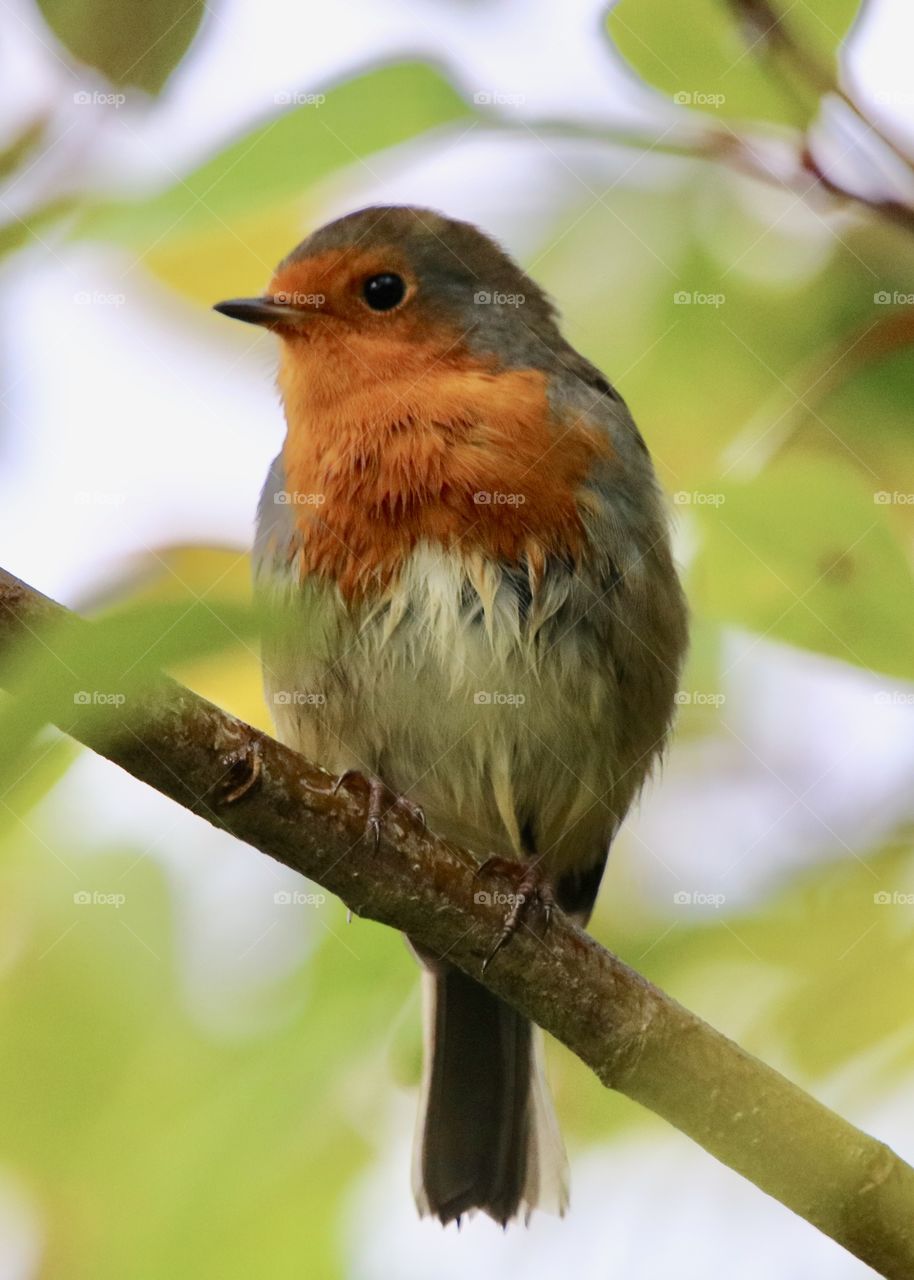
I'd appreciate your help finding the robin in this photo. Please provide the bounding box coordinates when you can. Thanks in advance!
[214,205,688,1226]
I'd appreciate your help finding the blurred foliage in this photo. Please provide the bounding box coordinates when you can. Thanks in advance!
[2,0,914,1274]
[0,830,413,1279]
[0,552,259,802]
[608,0,861,125]
[36,0,206,94]
[696,456,914,678]
[77,62,473,299]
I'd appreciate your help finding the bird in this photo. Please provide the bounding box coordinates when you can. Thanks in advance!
[214,204,688,1227]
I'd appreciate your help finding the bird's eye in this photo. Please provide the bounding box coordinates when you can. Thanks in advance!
[362,273,406,311]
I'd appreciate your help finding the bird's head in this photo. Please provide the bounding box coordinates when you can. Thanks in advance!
[213,204,566,400]
[214,206,613,598]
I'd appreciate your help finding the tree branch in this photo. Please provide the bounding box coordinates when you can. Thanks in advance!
[507,115,914,238]
[1,565,912,1276]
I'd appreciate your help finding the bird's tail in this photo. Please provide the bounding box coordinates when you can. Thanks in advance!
[412,962,569,1225]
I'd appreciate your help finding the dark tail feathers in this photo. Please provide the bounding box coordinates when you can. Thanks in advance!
[412,962,568,1225]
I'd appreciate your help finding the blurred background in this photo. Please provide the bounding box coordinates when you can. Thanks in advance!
[1,0,914,1275]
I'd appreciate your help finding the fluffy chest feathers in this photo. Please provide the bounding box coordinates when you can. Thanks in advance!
[259,535,618,865]
[255,414,687,870]
[276,352,611,600]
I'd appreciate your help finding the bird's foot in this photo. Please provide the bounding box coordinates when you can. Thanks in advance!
[476,858,554,972]
[330,770,425,849]
[217,730,263,805]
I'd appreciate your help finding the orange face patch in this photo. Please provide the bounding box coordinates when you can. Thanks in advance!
[268,249,418,342]
[270,251,612,600]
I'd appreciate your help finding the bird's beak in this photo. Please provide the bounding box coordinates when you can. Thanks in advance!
[212,296,308,329]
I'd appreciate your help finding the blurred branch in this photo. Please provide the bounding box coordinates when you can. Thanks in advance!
[2,564,914,1277]
[724,0,914,173]
[516,2,914,239]
[515,114,914,237]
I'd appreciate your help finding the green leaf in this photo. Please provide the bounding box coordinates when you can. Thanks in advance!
[0,593,259,798]
[0,730,78,835]
[607,0,864,126]
[35,0,206,94]
[0,116,49,182]
[688,456,914,679]
[602,840,914,1087]
[0,197,75,263]
[76,61,473,247]
[0,833,411,1280]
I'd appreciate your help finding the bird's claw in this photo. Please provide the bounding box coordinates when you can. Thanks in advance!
[218,732,263,805]
[480,862,555,973]
[329,770,424,849]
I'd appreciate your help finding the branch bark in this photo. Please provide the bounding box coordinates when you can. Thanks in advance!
[1,565,912,1277]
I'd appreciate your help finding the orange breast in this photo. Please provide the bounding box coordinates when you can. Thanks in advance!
[278,332,612,600]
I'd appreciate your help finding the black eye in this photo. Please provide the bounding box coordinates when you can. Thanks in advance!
[362,273,406,311]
